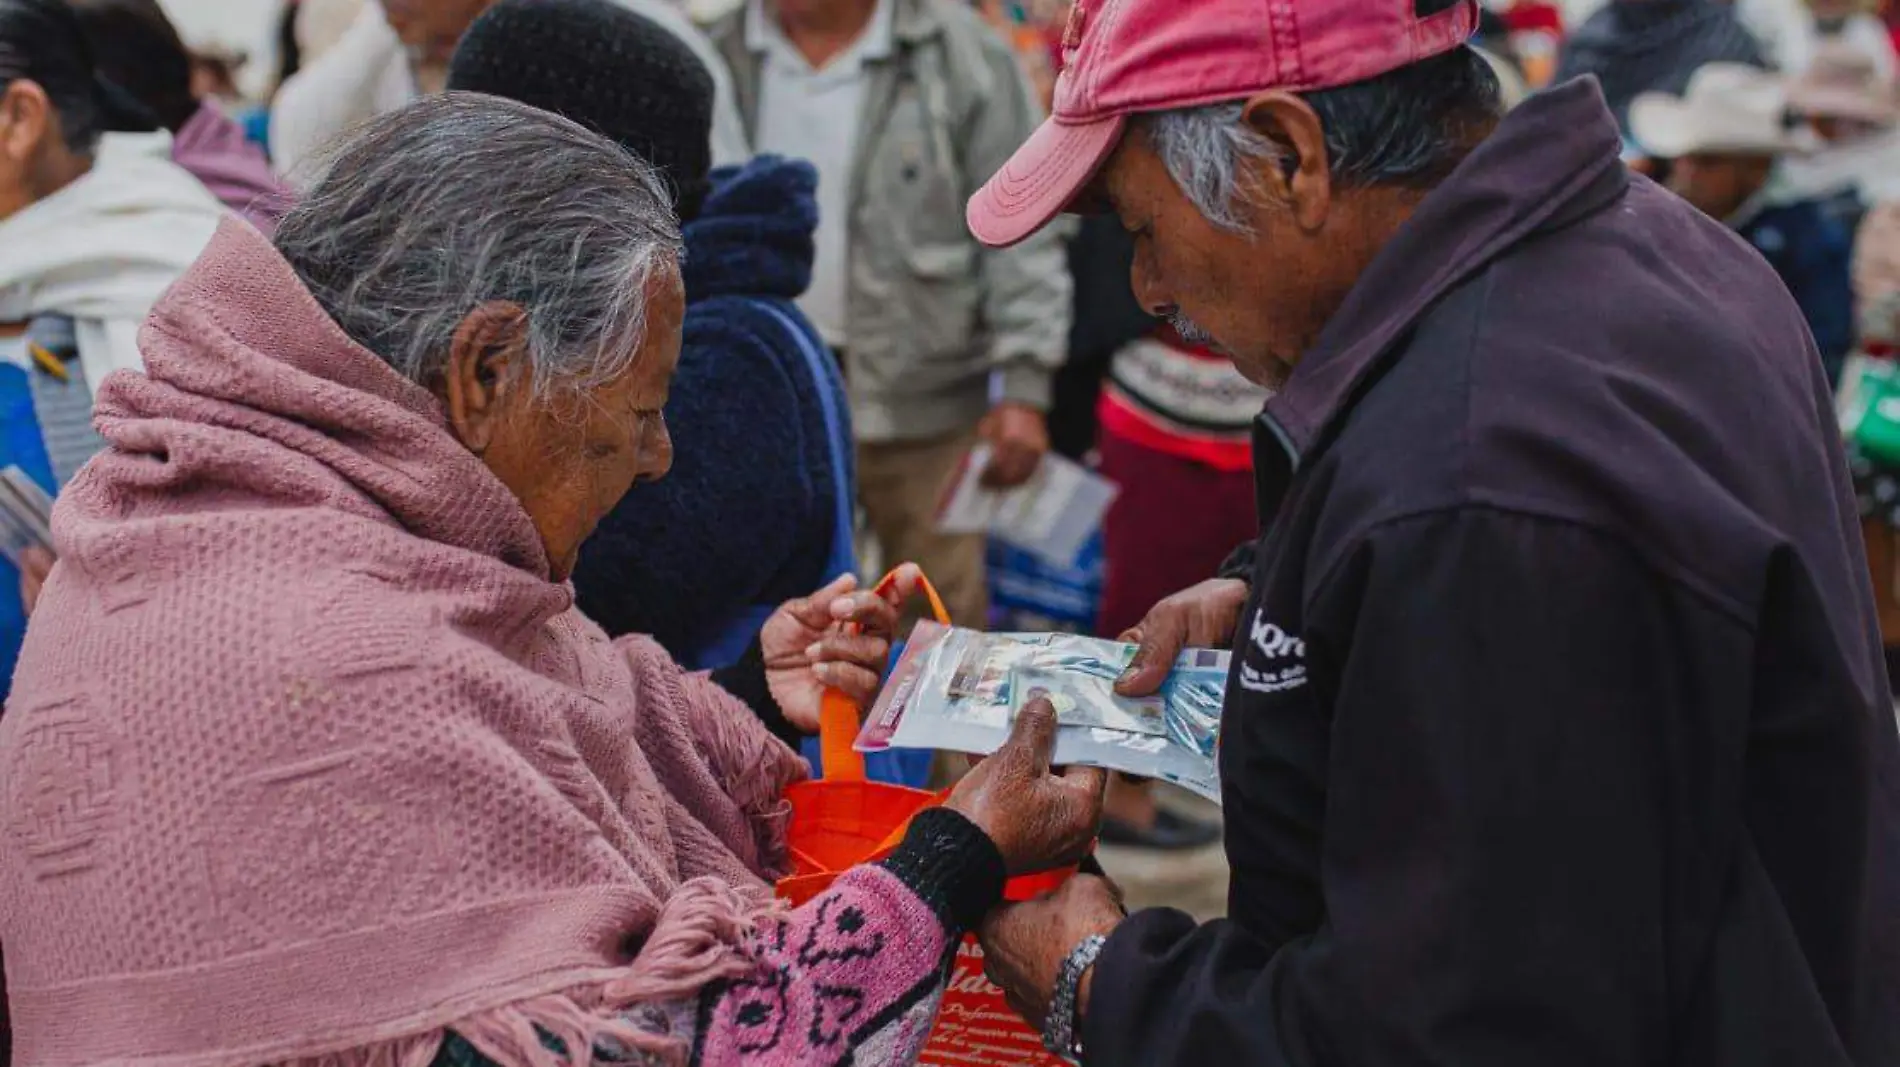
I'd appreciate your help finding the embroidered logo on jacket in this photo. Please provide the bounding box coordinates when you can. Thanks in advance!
[1239,609,1308,694]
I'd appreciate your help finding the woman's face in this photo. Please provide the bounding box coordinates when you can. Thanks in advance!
[440,267,685,582]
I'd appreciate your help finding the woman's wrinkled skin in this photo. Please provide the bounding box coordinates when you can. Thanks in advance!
[437,271,684,584]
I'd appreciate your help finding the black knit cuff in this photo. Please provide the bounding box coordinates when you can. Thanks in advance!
[876,808,1008,934]
[708,640,804,749]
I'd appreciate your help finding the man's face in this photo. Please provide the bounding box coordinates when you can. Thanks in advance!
[1099,112,1344,390]
[770,0,848,21]
[1667,152,1774,221]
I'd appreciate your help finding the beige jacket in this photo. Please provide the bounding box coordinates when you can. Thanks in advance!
[711,0,1073,442]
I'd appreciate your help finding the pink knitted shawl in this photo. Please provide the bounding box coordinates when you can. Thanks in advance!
[0,220,808,1066]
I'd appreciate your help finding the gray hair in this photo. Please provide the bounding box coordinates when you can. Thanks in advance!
[1144,102,1285,235]
[273,92,683,398]
[1141,35,1503,236]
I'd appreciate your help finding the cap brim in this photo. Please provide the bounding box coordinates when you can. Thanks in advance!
[967,113,1126,249]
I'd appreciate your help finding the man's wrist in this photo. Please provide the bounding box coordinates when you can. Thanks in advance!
[1044,933,1109,1062]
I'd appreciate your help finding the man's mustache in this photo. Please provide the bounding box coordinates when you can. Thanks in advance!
[1169,311,1220,349]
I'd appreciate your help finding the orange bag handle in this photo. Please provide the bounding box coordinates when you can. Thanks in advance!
[817,567,952,783]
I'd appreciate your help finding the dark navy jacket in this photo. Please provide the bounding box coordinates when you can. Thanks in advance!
[574,157,846,659]
[1088,79,1900,1066]
[1738,193,1858,382]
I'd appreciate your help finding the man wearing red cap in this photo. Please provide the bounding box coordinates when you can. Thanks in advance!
[964,0,1900,1063]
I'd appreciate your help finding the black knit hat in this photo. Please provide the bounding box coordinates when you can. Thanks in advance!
[448,0,715,220]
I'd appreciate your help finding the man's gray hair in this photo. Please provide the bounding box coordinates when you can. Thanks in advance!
[1141,35,1503,237]
[273,92,683,397]
[1145,103,1284,235]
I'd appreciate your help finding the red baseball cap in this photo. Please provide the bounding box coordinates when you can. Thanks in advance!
[967,0,1481,248]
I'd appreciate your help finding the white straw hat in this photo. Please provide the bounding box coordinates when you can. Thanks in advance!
[1629,63,1806,158]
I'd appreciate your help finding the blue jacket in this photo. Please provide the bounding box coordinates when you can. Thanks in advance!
[573,157,849,662]
[1738,194,1857,381]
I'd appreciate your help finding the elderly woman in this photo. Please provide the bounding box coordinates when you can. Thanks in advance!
[0,94,1103,1067]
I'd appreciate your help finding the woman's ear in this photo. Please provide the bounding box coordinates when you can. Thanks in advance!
[1241,89,1333,234]
[441,301,529,454]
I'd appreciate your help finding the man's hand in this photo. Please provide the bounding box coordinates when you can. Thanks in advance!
[1115,578,1250,697]
[759,564,924,732]
[980,874,1126,1028]
[978,401,1049,489]
[945,696,1106,873]
[18,546,53,615]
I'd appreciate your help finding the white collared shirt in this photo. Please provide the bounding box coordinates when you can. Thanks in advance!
[747,0,894,348]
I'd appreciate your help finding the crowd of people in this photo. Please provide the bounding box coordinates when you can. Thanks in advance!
[2,0,1900,1064]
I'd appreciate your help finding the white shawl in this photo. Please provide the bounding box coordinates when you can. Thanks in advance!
[0,133,223,393]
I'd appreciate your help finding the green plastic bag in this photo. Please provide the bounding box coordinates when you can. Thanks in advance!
[1841,355,1900,469]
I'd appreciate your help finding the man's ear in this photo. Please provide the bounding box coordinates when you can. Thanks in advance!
[1240,90,1332,233]
[0,80,52,167]
[441,301,529,454]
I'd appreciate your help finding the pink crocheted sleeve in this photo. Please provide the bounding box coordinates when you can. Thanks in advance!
[570,810,1005,1067]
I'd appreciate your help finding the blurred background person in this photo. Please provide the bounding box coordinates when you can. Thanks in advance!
[708,0,1072,629]
[69,0,292,232]
[1557,0,1765,134]
[1473,5,1533,106]
[270,0,748,186]
[1088,321,1263,852]
[1783,41,1900,229]
[1631,62,1856,378]
[1849,200,1900,691]
[296,0,367,62]
[1497,0,1568,88]
[1734,0,1821,72]
[0,0,222,690]
[1806,0,1898,79]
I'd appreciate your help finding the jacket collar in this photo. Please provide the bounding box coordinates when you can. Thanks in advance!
[890,0,942,45]
[1262,77,1631,467]
[743,0,937,55]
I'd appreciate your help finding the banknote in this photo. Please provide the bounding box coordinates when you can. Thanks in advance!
[856,624,1234,803]
[1010,665,1167,737]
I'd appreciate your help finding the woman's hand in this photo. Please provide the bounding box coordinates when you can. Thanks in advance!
[946,696,1107,874]
[760,565,924,733]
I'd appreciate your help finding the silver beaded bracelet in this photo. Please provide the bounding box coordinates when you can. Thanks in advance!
[1042,933,1109,1064]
